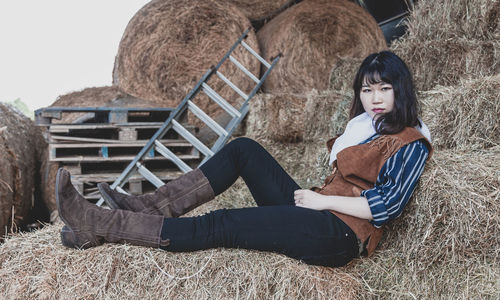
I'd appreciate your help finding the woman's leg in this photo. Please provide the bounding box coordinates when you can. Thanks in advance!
[160,206,359,267]
[200,137,300,206]
[98,137,299,215]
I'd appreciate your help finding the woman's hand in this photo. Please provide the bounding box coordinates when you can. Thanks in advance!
[294,189,374,220]
[294,189,331,211]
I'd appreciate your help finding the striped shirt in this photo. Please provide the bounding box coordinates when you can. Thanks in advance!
[359,135,430,228]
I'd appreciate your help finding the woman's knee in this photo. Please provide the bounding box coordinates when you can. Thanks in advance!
[226,137,264,154]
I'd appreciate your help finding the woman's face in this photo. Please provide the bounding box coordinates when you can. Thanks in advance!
[360,78,395,119]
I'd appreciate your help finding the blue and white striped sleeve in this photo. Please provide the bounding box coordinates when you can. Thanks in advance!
[361,140,430,228]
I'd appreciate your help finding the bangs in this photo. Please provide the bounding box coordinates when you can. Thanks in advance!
[360,60,393,85]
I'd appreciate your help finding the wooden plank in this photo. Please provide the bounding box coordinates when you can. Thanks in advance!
[47,122,166,132]
[50,140,195,148]
[71,170,183,183]
[49,135,192,145]
[118,128,138,141]
[50,154,200,162]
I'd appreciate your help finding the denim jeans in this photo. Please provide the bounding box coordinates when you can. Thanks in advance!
[160,138,358,267]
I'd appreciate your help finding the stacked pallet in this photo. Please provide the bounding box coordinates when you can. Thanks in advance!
[35,106,200,201]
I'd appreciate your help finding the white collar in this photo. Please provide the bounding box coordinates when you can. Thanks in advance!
[328,112,431,165]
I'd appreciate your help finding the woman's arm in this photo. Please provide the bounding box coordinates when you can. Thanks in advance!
[294,189,373,220]
[295,140,430,225]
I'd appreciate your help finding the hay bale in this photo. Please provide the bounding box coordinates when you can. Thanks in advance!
[49,86,142,124]
[246,89,352,143]
[226,0,298,22]
[0,103,43,240]
[113,0,260,120]
[246,93,308,142]
[421,75,500,150]
[328,56,363,91]
[256,0,386,94]
[390,0,500,91]
[353,147,500,298]
[392,38,498,91]
[0,180,361,299]
[401,0,497,41]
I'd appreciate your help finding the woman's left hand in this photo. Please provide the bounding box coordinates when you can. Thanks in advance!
[294,189,330,211]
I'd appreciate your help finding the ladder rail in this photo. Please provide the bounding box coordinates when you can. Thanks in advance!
[100,29,280,207]
[109,68,213,190]
[212,28,251,72]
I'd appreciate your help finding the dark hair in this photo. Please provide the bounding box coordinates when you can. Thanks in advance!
[349,51,420,134]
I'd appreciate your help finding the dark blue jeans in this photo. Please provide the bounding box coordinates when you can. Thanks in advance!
[161,138,358,267]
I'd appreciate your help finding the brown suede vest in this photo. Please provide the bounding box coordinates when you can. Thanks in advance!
[314,127,433,257]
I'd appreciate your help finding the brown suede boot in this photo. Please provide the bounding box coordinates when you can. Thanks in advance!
[56,168,170,249]
[98,169,215,218]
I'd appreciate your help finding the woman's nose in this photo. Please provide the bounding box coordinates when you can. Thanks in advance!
[372,91,383,103]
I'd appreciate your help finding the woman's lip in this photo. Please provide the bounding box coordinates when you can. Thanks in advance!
[372,109,384,113]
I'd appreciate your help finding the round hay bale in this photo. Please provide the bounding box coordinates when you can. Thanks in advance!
[113,0,260,121]
[226,0,297,22]
[421,75,500,150]
[256,0,387,94]
[0,103,41,240]
[353,146,500,298]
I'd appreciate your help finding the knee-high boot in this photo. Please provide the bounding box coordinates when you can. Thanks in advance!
[56,168,170,249]
[97,169,215,218]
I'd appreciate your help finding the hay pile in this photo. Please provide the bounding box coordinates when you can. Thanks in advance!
[391,0,500,91]
[113,0,260,119]
[257,0,386,94]
[0,103,45,240]
[0,180,361,299]
[421,75,500,150]
[353,147,500,298]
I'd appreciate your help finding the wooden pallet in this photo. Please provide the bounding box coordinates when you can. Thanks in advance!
[35,106,201,200]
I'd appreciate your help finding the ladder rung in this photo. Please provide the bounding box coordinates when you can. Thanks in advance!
[136,162,164,188]
[216,71,248,101]
[115,186,129,195]
[202,83,241,118]
[154,140,193,173]
[172,119,214,157]
[241,40,271,68]
[187,100,228,137]
[229,55,259,84]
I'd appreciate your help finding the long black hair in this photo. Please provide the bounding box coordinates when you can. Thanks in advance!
[350,51,420,134]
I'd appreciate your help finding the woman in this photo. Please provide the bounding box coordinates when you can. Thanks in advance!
[56,51,432,267]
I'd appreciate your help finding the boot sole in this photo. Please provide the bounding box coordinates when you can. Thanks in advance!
[97,183,120,209]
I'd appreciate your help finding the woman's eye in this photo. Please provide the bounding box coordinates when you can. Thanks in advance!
[382,86,392,91]
[362,88,371,93]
